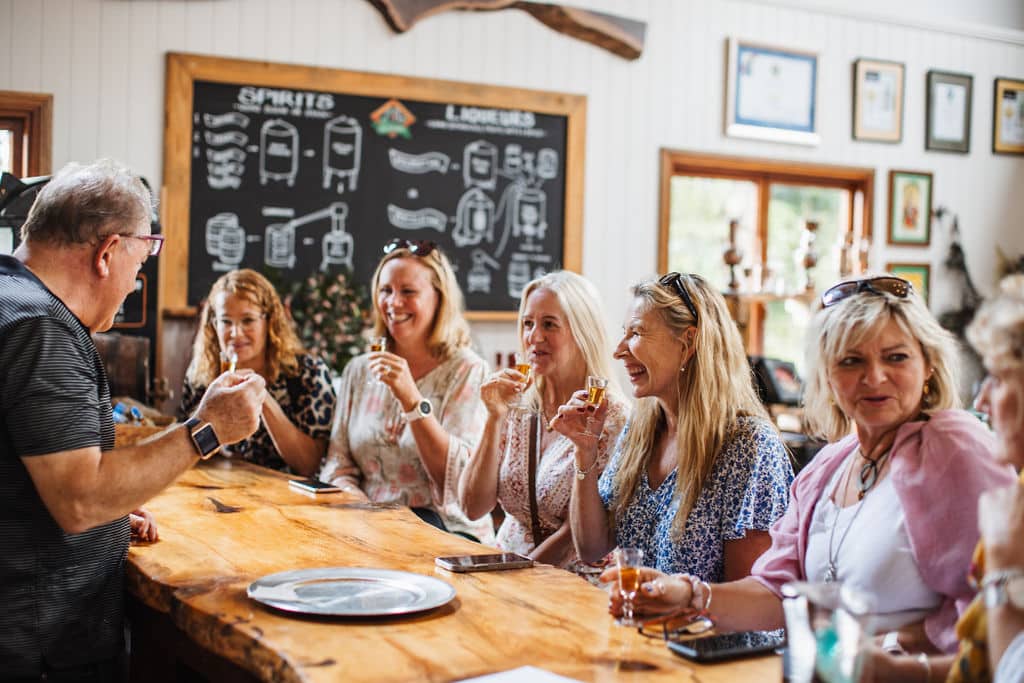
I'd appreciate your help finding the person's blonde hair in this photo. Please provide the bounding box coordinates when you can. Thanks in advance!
[611,274,770,538]
[803,277,961,442]
[370,245,471,360]
[516,271,622,407]
[186,269,305,386]
[968,274,1024,372]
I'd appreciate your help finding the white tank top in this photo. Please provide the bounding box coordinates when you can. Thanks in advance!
[804,456,943,631]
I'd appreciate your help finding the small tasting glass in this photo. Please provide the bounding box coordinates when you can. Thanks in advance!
[510,352,533,411]
[367,336,388,385]
[219,348,238,374]
[615,547,644,627]
[581,376,608,437]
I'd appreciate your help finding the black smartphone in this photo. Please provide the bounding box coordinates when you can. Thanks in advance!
[434,552,534,572]
[667,631,785,663]
[288,478,342,494]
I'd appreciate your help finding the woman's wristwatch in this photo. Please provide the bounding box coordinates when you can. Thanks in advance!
[982,567,1024,610]
[403,398,432,422]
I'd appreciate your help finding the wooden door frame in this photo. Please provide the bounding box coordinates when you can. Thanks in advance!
[0,91,53,176]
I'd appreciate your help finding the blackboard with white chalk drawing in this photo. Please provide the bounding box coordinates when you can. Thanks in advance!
[163,53,586,319]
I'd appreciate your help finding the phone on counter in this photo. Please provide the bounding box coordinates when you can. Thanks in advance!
[435,552,534,572]
[288,478,342,494]
[667,631,785,663]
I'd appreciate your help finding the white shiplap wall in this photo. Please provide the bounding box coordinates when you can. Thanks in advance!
[2,0,1024,369]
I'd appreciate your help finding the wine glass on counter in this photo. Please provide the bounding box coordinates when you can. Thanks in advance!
[614,547,644,627]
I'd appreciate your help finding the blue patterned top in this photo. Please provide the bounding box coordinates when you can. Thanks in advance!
[598,415,793,581]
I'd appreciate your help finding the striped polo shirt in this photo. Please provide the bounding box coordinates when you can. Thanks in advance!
[0,254,129,676]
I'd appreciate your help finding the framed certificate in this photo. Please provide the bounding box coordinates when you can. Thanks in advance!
[853,59,904,143]
[725,38,820,146]
[993,77,1024,155]
[926,70,972,153]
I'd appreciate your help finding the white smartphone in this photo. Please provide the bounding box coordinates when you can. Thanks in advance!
[288,478,342,494]
[434,552,534,572]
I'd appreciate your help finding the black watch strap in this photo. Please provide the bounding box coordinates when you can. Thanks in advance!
[185,416,222,460]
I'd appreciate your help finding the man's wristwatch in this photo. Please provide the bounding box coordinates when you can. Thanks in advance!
[185,416,222,460]
[402,398,432,423]
[982,568,1024,609]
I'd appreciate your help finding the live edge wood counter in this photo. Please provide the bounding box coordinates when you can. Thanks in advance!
[126,459,780,682]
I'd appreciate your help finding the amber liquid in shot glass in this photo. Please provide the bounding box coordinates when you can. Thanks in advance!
[220,349,238,374]
[582,376,608,436]
[615,547,644,627]
[510,353,532,411]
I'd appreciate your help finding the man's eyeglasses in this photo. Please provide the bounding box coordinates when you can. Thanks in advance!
[658,272,699,324]
[820,276,913,308]
[213,315,265,333]
[383,238,437,257]
[119,233,165,257]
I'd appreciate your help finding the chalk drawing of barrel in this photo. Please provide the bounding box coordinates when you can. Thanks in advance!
[463,140,497,190]
[260,119,299,187]
[205,212,245,265]
[264,223,295,269]
[322,116,362,193]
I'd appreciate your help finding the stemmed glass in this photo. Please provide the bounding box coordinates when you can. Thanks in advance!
[509,352,533,412]
[219,348,238,374]
[581,376,608,437]
[614,547,644,627]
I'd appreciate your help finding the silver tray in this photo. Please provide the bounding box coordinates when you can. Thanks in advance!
[247,567,456,616]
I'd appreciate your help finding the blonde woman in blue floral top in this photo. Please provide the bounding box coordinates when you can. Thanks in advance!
[319,240,492,542]
[182,269,336,476]
[566,274,792,582]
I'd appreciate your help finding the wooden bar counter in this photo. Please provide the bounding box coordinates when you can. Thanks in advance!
[126,459,781,682]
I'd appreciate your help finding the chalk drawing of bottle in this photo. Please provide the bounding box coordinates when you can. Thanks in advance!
[322,116,362,193]
[463,140,497,190]
[537,148,559,181]
[512,187,548,246]
[452,188,495,248]
[206,212,245,271]
[260,119,299,187]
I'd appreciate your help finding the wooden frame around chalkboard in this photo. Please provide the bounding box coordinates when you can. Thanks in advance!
[160,52,586,323]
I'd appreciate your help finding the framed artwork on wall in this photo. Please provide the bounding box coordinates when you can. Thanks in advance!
[926,70,972,153]
[887,170,933,246]
[887,262,931,306]
[993,77,1024,155]
[852,59,904,143]
[725,38,820,146]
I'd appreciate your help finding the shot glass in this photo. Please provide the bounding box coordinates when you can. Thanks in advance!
[581,376,608,437]
[367,336,388,385]
[219,348,238,374]
[509,352,532,411]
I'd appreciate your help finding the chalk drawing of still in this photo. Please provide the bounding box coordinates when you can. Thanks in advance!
[323,116,362,193]
[265,202,353,272]
[260,119,299,187]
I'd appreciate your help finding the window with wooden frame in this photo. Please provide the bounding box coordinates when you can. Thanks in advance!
[658,150,873,374]
[0,91,52,177]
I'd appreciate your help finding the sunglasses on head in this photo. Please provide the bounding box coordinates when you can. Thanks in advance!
[382,238,438,257]
[658,272,700,323]
[820,276,913,308]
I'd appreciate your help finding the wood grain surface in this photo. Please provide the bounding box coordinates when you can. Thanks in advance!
[127,459,780,682]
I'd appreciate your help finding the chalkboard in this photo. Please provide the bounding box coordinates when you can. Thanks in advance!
[162,53,586,320]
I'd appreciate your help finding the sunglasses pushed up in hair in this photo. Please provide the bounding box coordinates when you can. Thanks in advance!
[658,272,700,323]
[382,238,438,257]
[820,276,913,308]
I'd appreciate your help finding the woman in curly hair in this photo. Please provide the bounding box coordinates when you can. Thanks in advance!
[181,268,336,475]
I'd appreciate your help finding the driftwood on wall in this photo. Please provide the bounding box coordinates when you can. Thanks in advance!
[365,0,646,60]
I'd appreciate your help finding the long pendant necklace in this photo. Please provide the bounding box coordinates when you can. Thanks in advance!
[857,446,892,500]
[824,447,887,583]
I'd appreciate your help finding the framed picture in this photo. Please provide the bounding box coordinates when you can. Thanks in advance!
[887,170,933,246]
[725,38,819,146]
[887,262,931,306]
[926,70,973,153]
[852,59,904,143]
[993,77,1024,154]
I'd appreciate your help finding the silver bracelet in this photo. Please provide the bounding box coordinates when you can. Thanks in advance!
[916,653,931,683]
[573,459,598,481]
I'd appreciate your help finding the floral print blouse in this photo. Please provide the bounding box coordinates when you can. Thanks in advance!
[180,353,336,473]
[495,394,630,567]
[319,347,493,543]
[598,415,793,581]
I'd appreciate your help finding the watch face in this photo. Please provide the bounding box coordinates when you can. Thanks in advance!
[193,423,221,457]
[418,400,432,417]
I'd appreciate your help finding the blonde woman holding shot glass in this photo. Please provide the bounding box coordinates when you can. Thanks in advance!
[320,239,492,542]
[564,273,793,586]
[459,271,629,569]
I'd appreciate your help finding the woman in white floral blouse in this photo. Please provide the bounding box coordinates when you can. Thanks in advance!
[459,271,629,568]
[319,239,492,542]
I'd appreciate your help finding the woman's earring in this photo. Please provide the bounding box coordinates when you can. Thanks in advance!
[680,365,686,374]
